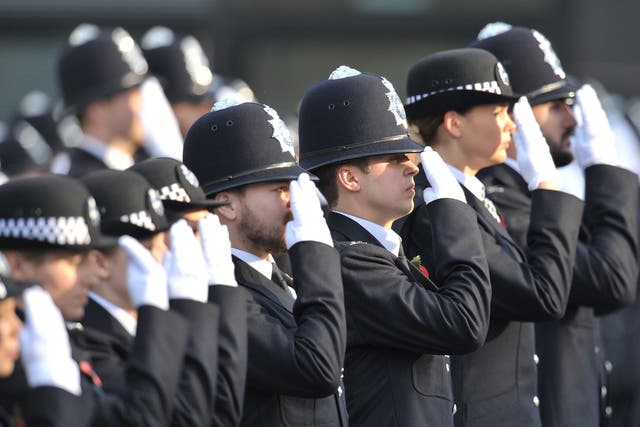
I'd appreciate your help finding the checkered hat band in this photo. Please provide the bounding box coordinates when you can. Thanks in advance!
[405,81,502,105]
[158,183,191,203]
[119,210,156,231]
[0,216,91,246]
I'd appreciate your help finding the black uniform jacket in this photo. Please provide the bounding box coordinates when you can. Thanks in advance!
[80,292,244,427]
[479,163,638,427]
[330,199,492,427]
[235,241,348,427]
[52,147,110,178]
[397,168,583,427]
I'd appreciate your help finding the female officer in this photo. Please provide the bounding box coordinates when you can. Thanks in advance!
[397,48,584,427]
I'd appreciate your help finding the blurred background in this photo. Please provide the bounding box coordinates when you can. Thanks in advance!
[0,0,637,122]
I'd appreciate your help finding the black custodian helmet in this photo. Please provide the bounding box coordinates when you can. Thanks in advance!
[469,23,577,105]
[58,24,148,113]
[298,66,423,171]
[183,101,310,196]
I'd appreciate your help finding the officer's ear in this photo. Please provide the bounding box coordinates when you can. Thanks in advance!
[336,164,361,193]
[442,110,464,139]
[212,191,237,222]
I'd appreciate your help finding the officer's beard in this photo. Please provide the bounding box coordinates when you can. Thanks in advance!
[239,207,293,256]
[547,128,575,167]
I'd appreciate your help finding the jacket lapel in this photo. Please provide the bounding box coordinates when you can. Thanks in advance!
[328,212,438,290]
[81,298,134,350]
[233,256,295,313]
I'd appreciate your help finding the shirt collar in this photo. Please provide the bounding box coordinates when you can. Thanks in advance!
[81,136,135,170]
[88,292,137,337]
[446,164,486,201]
[231,248,273,280]
[334,211,402,256]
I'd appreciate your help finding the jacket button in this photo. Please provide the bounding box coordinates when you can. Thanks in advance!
[605,360,613,373]
[338,386,343,397]
[533,354,539,365]
[601,386,608,399]
[453,404,457,415]
[446,363,450,372]
[605,406,613,417]
[533,396,540,407]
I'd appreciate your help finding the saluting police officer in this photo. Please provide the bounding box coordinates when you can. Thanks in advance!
[400,48,584,427]
[297,65,493,427]
[50,24,149,177]
[0,175,199,425]
[471,24,639,427]
[183,100,348,427]
[129,157,249,426]
[141,27,215,138]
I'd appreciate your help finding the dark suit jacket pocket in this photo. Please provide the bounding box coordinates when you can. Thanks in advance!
[279,395,338,426]
[412,354,453,400]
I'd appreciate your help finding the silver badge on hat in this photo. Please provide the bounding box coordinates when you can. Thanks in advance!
[532,30,566,79]
[213,98,243,112]
[148,189,165,216]
[181,36,213,91]
[180,164,200,188]
[477,22,513,40]
[380,77,407,129]
[111,27,148,78]
[264,105,295,157]
[496,61,510,86]
[87,197,100,227]
[0,280,6,300]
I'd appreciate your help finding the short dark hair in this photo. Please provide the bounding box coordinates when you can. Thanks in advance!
[409,106,472,146]
[314,157,371,207]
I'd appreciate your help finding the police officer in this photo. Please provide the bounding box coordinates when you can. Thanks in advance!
[297,65,493,427]
[183,100,347,427]
[50,23,148,177]
[127,157,249,426]
[141,26,215,138]
[400,48,584,427]
[0,174,192,425]
[471,24,639,427]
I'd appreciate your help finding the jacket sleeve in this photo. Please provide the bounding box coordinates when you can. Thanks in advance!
[169,299,220,427]
[89,306,190,427]
[207,286,248,427]
[245,241,346,398]
[405,190,583,321]
[347,198,491,354]
[569,165,639,312]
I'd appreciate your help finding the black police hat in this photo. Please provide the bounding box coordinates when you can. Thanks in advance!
[183,101,309,195]
[82,170,169,240]
[298,66,423,171]
[58,24,148,112]
[405,48,518,119]
[129,157,228,213]
[469,24,577,105]
[141,27,214,104]
[0,175,116,250]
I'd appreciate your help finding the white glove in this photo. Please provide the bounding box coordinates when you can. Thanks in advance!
[19,286,81,396]
[420,146,466,204]
[140,77,184,160]
[163,220,209,301]
[119,235,169,310]
[198,214,238,287]
[285,173,334,248]
[512,96,561,190]
[572,84,618,168]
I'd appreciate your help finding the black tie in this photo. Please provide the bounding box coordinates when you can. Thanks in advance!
[271,264,289,291]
